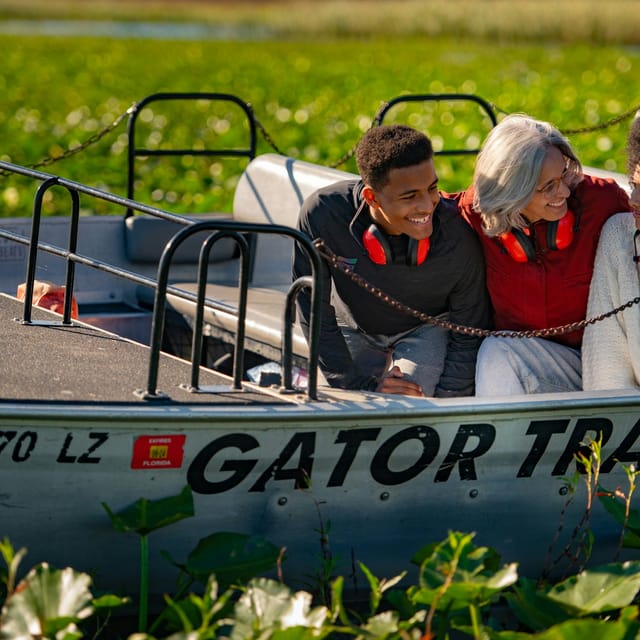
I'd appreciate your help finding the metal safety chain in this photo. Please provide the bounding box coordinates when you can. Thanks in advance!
[321,99,640,169]
[0,103,137,177]
[313,239,640,339]
[489,101,640,136]
[2,96,639,336]
[4,99,638,176]
[249,101,640,169]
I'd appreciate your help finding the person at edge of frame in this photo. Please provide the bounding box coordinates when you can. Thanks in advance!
[450,113,630,396]
[292,124,492,397]
[582,113,640,390]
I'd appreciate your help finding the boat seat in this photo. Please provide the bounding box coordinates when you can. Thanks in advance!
[166,282,310,366]
[163,154,356,367]
[124,212,238,264]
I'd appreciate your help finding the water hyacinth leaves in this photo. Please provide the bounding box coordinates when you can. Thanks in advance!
[507,562,640,632]
[141,575,236,639]
[0,563,93,640]
[379,532,519,640]
[163,532,283,591]
[0,539,128,640]
[408,531,518,610]
[545,562,640,615]
[103,485,195,632]
[485,612,640,640]
[231,577,332,640]
[102,484,195,535]
[0,29,637,217]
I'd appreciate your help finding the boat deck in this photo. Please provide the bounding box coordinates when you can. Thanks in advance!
[0,294,290,405]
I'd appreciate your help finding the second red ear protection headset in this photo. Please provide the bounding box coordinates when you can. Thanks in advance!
[362,224,430,266]
[498,210,576,263]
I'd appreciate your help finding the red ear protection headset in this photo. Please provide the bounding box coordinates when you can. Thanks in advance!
[362,224,430,266]
[498,211,575,263]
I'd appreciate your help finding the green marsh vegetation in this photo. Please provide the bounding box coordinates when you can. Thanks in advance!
[0,0,638,215]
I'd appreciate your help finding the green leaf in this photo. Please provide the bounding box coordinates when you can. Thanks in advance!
[485,615,640,640]
[385,587,417,621]
[270,628,332,640]
[0,563,93,639]
[102,485,194,535]
[358,562,406,614]
[621,529,640,550]
[330,575,349,625]
[411,540,440,566]
[410,531,517,610]
[524,616,639,640]
[420,532,504,588]
[231,578,330,640]
[547,562,640,615]
[91,593,131,610]
[183,532,282,589]
[598,490,640,548]
[361,610,399,636]
[506,578,574,631]
[158,574,237,636]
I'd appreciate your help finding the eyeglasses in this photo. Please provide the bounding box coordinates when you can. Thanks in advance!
[536,167,573,200]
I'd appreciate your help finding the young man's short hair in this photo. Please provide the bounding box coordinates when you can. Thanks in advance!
[356,124,433,191]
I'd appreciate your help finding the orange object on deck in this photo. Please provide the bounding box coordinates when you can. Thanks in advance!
[16,280,79,319]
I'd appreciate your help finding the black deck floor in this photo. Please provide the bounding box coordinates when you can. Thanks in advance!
[0,295,288,405]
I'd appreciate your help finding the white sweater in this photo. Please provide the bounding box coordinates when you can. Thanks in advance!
[582,212,640,390]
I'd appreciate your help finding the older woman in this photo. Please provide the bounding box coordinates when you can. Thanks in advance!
[582,115,640,390]
[454,114,630,396]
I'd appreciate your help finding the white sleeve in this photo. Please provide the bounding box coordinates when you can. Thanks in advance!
[582,214,640,390]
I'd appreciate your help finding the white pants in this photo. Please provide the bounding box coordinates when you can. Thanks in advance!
[475,336,582,396]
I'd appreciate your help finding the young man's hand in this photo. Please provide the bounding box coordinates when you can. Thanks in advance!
[375,365,424,397]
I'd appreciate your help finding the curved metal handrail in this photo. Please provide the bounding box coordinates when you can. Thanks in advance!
[0,159,323,401]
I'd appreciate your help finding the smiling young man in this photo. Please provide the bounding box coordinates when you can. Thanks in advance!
[293,124,491,397]
[453,114,630,396]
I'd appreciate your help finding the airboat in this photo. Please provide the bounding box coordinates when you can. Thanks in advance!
[0,92,637,601]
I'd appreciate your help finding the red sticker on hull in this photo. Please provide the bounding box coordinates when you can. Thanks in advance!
[131,435,186,469]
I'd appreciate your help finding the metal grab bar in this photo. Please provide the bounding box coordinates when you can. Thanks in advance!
[125,91,257,218]
[141,219,322,401]
[374,93,498,156]
[0,159,323,401]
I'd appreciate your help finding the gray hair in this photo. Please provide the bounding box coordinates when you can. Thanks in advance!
[472,114,583,236]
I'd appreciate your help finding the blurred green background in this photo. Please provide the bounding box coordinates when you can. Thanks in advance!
[0,0,638,215]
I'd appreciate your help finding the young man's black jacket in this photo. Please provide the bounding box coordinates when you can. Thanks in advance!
[292,179,492,395]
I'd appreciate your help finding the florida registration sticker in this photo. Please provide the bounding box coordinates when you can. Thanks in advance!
[131,435,186,469]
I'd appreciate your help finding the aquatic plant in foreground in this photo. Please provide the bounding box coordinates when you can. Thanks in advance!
[5,439,640,638]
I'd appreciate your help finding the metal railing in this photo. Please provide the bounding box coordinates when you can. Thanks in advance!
[373,93,498,156]
[125,91,257,218]
[0,159,323,400]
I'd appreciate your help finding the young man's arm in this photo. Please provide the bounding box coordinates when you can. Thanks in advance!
[293,191,378,390]
[435,228,492,397]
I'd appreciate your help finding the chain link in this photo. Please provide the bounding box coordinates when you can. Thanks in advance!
[253,116,288,156]
[488,100,640,136]
[3,98,639,335]
[313,239,640,339]
[256,100,640,168]
[2,98,639,175]
[0,103,137,177]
